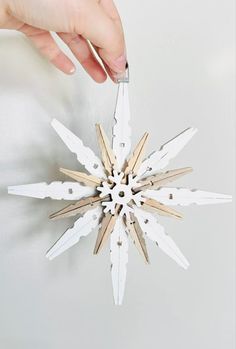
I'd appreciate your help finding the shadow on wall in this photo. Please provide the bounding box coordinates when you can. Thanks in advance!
[0,31,103,192]
[0,31,116,270]
[0,31,88,122]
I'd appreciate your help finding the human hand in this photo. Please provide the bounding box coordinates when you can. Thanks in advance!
[0,0,126,83]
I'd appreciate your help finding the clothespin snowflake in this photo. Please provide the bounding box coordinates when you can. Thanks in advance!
[8,83,232,305]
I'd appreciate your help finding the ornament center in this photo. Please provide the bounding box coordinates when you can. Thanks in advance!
[110,182,133,205]
[97,170,145,216]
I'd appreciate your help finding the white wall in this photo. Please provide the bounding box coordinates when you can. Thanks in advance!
[0,0,235,348]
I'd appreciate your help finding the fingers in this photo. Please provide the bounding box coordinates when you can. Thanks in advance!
[12,0,127,82]
[75,0,126,78]
[19,24,75,75]
[58,33,107,83]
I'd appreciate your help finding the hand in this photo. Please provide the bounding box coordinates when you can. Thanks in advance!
[0,0,127,83]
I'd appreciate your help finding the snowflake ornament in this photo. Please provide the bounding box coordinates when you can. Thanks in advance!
[8,83,232,305]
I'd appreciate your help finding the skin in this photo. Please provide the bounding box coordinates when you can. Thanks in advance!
[0,0,127,82]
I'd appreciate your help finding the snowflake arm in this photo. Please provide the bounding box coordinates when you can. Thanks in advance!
[136,167,193,191]
[96,124,117,175]
[143,187,233,206]
[51,119,106,178]
[8,181,95,200]
[110,217,129,305]
[60,168,102,187]
[93,211,117,254]
[112,82,131,171]
[142,199,183,219]
[138,127,197,177]
[46,206,102,260]
[49,196,103,220]
[125,212,149,263]
[134,207,190,269]
[124,132,149,176]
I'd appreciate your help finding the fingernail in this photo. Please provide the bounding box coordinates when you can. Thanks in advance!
[111,62,129,83]
[112,53,126,73]
[69,66,76,74]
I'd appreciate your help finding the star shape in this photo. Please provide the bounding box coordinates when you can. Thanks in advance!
[8,83,232,305]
